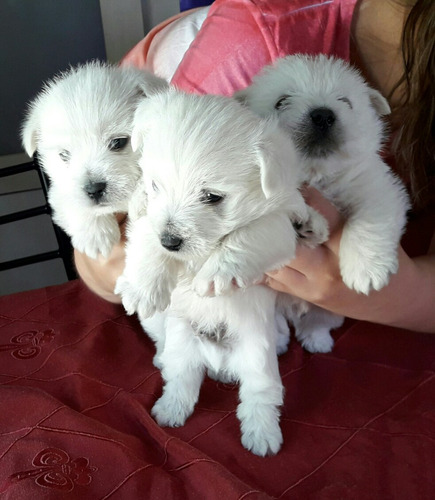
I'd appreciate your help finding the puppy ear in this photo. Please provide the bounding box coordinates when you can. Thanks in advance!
[131,99,153,152]
[132,67,169,97]
[233,88,249,105]
[21,104,40,157]
[258,149,280,199]
[127,177,148,222]
[131,122,145,152]
[257,120,299,199]
[368,88,391,116]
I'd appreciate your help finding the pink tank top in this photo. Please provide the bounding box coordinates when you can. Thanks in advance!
[171,0,359,95]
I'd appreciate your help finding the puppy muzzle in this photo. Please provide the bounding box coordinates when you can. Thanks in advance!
[295,107,340,158]
[84,180,107,204]
[310,107,336,132]
[160,231,184,252]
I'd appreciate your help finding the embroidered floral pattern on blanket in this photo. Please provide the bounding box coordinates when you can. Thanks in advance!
[0,280,434,499]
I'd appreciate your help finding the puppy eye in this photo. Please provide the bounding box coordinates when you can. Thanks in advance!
[109,137,129,151]
[152,180,159,192]
[59,150,71,162]
[338,96,353,109]
[200,191,224,205]
[275,95,291,110]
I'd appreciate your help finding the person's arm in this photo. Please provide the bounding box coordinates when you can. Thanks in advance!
[265,189,435,333]
[73,215,127,304]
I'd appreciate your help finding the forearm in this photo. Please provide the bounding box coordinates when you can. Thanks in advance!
[266,188,435,333]
[266,235,435,333]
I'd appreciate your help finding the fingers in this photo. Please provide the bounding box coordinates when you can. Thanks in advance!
[265,266,307,294]
[285,243,331,273]
[302,186,344,252]
[264,238,343,300]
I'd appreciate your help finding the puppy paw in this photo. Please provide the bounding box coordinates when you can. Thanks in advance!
[239,415,283,456]
[293,207,329,248]
[72,216,120,259]
[192,263,237,297]
[191,275,216,297]
[151,393,193,427]
[297,330,334,353]
[237,402,283,456]
[115,276,170,317]
[340,246,398,294]
[192,273,236,297]
[142,285,172,317]
[114,275,144,315]
[193,259,257,297]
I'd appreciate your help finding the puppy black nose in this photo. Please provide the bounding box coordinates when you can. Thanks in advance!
[160,232,183,251]
[85,181,107,202]
[310,108,336,132]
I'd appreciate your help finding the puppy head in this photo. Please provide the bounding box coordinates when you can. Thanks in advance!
[132,89,300,261]
[21,61,167,213]
[235,54,390,159]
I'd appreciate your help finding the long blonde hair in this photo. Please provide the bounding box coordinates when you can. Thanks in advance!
[390,0,434,210]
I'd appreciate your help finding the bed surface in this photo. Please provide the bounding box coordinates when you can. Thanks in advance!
[0,279,434,499]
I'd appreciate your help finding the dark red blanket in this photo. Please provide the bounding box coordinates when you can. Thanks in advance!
[0,279,434,499]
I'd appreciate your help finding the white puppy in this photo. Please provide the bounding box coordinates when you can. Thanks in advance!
[21,61,168,258]
[236,54,410,295]
[116,89,328,456]
[235,54,410,354]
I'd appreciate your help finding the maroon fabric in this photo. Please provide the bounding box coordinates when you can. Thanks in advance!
[0,280,434,499]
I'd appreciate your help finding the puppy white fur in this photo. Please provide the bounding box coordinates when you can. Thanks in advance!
[21,61,167,258]
[116,89,329,455]
[236,54,410,295]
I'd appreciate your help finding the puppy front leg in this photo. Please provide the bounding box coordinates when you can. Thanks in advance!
[192,212,299,297]
[334,164,409,294]
[292,206,329,248]
[70,213,121,259]
[115,217,179,317]
[49,191,120,259]
[151,316,204,427]
[292,305,344,353]
[276,294,342,353]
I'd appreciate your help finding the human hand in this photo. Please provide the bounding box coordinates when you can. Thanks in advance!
[73,214,128,303]
[266,187,435,332]
[265,187,360,313]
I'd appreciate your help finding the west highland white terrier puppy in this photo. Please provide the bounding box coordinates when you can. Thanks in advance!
[236,54,410,353]
[21,61,168,258]
[236,54,410,295]
[115,89,329,456]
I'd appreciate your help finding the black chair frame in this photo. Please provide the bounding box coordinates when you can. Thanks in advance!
[0,156,77,280]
